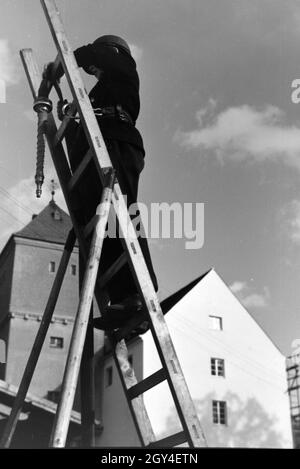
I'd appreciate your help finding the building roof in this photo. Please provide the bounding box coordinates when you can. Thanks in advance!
[160,269,212,315]
[160,267,283,355]
[14,200,74,246]
[0,402,30,421]
[0,379,80,424]
[131,269,212,338]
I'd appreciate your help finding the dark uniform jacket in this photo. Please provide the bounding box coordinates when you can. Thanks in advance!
[74,42,145,154]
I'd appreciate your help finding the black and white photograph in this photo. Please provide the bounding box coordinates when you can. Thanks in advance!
[0,0,298,455]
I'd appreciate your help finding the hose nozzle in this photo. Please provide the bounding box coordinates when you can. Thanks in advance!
[33,97,52,198]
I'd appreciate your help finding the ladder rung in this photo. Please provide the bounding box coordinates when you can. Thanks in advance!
[127,368,167,400]
[98,253,127,288]
[68,149,93,192]
[147,431,187,448]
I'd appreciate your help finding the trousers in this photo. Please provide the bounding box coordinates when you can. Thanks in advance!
[65,120,158,303]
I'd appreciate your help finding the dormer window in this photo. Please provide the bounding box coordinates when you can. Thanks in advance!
[209,315,223,331]
[52,209,62,221]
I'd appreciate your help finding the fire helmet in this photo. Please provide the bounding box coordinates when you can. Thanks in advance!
[94,35,131,55]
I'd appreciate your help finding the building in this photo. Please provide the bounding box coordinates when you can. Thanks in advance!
[0,199,81,400]
[101,269,293,448]
[0,379,81,448]
[0,201,293,448]
[142,269,293,447]
[0,199,137,447]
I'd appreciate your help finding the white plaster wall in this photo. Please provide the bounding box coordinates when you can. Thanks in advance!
[142,270,293,448]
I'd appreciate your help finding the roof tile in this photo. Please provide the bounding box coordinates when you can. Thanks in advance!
[15,201,73,245]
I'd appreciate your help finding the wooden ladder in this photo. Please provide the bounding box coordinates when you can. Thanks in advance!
[0,0,207,449]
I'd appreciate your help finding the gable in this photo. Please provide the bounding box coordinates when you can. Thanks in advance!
[167,269,284,364]
[14,201,73,245]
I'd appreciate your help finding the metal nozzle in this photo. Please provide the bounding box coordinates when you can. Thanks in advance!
[35,174,44,198]
[33,97,53,114]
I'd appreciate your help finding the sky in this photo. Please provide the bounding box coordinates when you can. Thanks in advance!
[0,0,300,355]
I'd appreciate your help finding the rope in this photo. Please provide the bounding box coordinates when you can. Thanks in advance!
[35,111,48,198]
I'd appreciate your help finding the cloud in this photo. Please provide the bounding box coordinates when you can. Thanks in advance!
[9,174,67,212]
[279,199,300,244]
[128,43,143,61]
[241,291,270,309]
[230,281,247,294]
[0,175,67,248]
[230,280,270,309]
[176,102,300,171]
[0,39,19,86]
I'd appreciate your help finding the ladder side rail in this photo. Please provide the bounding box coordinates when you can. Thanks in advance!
[0,229,76,448]
[41,0,112,180]
[21,48,60,100]
[20,49,155,448]
[20,49,82,239]
[79,254,95,448]
[50,172,115,447]
[112,187,207,447]
[21,49,100,448]
[21,50,92,265]
[40,0,206,447]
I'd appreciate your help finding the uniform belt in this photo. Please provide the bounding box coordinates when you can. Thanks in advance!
[93,105,134,125]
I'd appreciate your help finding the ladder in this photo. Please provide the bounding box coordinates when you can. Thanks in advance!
[1,0,207,449]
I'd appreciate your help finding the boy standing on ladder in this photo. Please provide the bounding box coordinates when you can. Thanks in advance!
[44,35,158,330]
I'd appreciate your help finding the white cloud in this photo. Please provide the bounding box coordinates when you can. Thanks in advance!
[279,199,300,244]
[176,102,300,171]
[230,280,247,294]
[230,280,270,309]
[0,80,5,104]
[129,43,143,61]
[0,175,67,248]
[194,98,217,126]
[9,175,67,212]
[241,291,269,308]
[0,39,19,86]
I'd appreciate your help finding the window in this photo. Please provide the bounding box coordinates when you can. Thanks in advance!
[105,366,113,387]
[209,315,223,330]
[50,336,64,348]
[211,358,225,377]
[49,261,56,274]
[52,209,62,221]
[212,400,227,425]
[71,264,77,276]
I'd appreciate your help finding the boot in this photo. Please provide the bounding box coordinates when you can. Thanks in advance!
[93,293,145,331]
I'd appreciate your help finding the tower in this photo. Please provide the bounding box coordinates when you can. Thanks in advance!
[0,200,79,400]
